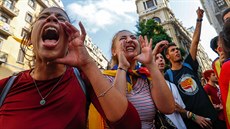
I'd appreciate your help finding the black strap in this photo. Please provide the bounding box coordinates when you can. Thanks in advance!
[0,76,17,107]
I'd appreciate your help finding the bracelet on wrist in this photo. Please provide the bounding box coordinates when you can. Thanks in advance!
[197,18,203,22]
[186,111,190,118]
[191,113,196,121]
[97,86,113,98]
[187,111,192,119]
[118,67,127,72]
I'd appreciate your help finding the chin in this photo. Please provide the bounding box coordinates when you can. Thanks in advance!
[175,57,183,62]
[42,52,64,61]
[126,52,137,57]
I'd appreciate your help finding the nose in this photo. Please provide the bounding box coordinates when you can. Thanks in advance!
[125,36,133,43]
[46,14,58,23]
[159,58,164,62]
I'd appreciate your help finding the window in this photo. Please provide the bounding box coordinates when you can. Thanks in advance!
[153,17,161,23]
[146,0,154,8]
[143,2,146,10]
[0,15,8,23]
[3,0,13,10]
[28,0,36,9]
[143,0,157,10]
[25,12,33,23]
[17,48,25,64]
[21,28,29,37]
[0,38,3,50]
[214,0,227,8]
[0,11,10,24]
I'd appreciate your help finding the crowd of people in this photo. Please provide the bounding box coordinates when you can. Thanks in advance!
[0,5,230,129]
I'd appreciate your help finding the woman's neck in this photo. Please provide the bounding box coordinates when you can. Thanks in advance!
[129,61,138,70]
[31,63,66,80]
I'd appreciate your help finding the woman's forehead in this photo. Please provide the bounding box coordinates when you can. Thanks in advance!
[40,7,68,18]
[117,31,133,37]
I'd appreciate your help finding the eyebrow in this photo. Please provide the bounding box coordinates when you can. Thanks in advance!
[41,12,66,18]
[120,35,127,38]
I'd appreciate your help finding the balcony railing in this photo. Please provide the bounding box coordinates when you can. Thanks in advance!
[0,51,8,64]
[0,0,19,17]
[37,0,49,8]
[0,21,13,36]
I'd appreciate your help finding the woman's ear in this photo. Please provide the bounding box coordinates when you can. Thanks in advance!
[112,48,117,57]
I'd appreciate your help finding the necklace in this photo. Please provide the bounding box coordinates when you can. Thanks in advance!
[32,69,66,105]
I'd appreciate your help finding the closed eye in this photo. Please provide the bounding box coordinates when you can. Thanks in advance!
[38,15,47,20]
[119,36,126,41]
[57,17,67,22]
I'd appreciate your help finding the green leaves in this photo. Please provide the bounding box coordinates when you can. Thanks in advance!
[136,19,172,49]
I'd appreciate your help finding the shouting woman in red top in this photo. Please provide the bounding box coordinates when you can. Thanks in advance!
[0,7,141,129]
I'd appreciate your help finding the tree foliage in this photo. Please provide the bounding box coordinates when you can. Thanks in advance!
[136,19,172,49]
[136,19,187,69]
[136,19,186,57]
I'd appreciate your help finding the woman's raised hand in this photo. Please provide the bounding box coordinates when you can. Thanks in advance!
[134,35,153,66]
[53,21,93,68]
[117,40,130,70]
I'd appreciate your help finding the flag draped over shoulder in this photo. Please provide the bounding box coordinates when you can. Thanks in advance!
[226,83,230,128]
[219,59,230,129]
[88,104,106,129]
[212,57,221,79]
[102,65,151,92]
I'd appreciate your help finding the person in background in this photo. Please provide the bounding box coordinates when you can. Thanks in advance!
[210,7,230,79]
[210,36,222,79]
[203,70,226,129]
[153,41,187,129]
[222,8,230,23]
[0,7,141,129]
[218,20,230,129]
[102,30,175,129]
[164,7,218,129]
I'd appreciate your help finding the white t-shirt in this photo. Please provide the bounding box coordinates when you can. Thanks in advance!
[165,80,187,129]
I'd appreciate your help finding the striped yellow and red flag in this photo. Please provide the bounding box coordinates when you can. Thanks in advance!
[219,60,230,129]
[212,57,221,79]
[225,82,230,129]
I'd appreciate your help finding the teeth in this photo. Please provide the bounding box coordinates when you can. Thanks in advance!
[126,46,135,51]
[45,27,57,32]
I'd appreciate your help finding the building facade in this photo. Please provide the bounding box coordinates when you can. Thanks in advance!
[0,0,108,79]
[135,0,212,73]
[84,35,109,70]
[200,0,230,33]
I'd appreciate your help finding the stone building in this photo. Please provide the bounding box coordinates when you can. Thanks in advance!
[200,0,230,33]
[135,0,212,73]
[0,0,108,79]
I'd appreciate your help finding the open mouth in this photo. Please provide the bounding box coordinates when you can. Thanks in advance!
[42,26,59,43]
[126,46,135,52]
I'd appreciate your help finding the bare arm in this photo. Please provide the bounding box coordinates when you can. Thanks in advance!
[147,61,175,114]
[82,61,129,122]
[176,103,213,129]
[190,7,204,60]
[112,41,131,97]
[135,36,175,114]
[54,22,131,122]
